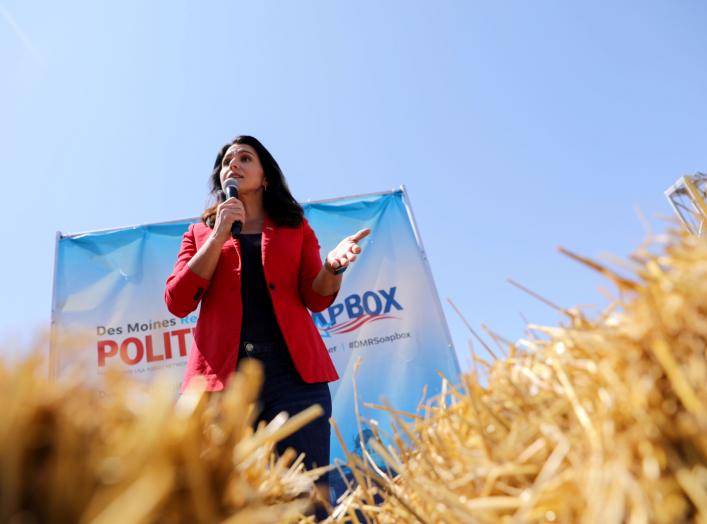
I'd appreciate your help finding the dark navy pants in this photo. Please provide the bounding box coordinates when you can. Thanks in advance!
[237,340,332,483]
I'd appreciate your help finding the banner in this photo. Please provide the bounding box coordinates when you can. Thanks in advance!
[51,188,459,492]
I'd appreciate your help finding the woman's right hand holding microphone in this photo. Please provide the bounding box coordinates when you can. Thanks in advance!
[211,197,246,244]
[189,197,245,280]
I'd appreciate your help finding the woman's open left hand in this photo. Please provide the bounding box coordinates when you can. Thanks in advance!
[326,228,371,272]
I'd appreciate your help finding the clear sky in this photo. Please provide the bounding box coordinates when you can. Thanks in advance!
[2,1,707,367]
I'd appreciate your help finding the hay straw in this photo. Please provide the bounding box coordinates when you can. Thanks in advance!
[330,229,707,523]
[0,355,324,523]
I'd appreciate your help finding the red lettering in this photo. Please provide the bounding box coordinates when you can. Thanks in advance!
[99,329,190,369]
[162,331,173,359]
[145,334,164,363]
[97,340,118,367]
[120,337,144,365]
[172,328,191,357]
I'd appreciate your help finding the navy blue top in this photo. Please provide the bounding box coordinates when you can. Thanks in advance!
[238,233,286,344]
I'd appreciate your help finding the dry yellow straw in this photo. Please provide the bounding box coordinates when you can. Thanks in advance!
[0,355,325,523]
[329,228,707,523]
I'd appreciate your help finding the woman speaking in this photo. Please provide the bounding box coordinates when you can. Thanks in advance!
[164,135,368,514]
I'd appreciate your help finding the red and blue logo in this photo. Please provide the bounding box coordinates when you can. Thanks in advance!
[312,287,402,337]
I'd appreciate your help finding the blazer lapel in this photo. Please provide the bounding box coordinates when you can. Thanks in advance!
[220,236,241,274]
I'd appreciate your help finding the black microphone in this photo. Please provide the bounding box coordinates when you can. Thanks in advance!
[222,178,242,237]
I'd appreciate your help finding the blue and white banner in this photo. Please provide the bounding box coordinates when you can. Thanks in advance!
[51,188,460,488]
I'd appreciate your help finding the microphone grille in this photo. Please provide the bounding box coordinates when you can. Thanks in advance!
[222,178,239,192]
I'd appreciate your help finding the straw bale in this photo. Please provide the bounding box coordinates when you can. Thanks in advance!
[330,230,707,523]
[0,356,324,523]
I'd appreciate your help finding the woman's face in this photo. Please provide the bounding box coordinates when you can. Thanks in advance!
[220,143,266,196]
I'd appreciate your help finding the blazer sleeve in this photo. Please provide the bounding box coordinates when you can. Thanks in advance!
[298,219,338,312]
[164,223,211,318]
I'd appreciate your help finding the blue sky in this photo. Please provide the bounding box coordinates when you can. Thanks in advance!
[2,1,707,367]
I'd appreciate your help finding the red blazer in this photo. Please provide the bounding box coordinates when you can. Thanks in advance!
[165,215,339,392]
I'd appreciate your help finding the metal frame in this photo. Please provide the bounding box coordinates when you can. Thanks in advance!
[48,231,61,379]
[304,188,399,206]
[665,173,707,236]
[400,185,462,378]
[58,190,401,240]
[58,216,202,240]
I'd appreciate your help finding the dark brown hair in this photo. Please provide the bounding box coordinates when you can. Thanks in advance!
[201,136,304,228]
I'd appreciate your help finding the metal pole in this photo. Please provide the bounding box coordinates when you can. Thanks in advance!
[305,188,398,205]
[665,177,691,232]
[61,190,398,238]
[61,216,201,239]
[399,185,462,378]
[48,231,61,379]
